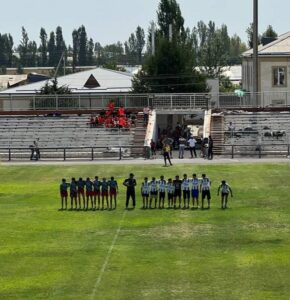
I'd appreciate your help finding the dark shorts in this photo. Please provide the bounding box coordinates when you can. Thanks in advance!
[192,189,199,198]
[86,191,93,197]
[110,189,117,196]
[150,191,158,197]
[174,189,181,197]
[70,191,77,198]
[168,193,174,200]
[142,192,149,197]
[78,188,84,195]
[61,191,68,197]
[159,191,165,198]
[183,190,190,199]
[94,190,100,196]
[202,190,211,200]
[102,191,108,197]
[222,192,229,197]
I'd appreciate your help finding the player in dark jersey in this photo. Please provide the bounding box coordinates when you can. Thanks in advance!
[77,177,86,209]
[109,176,118,210]
[93,176,101,210]
[60,178,69,210]
[85,177,93,210]
[101,178,109,210]
[123,173,137,209]
[167,178,175,208]
[182,174,191,209]
[141,177,150,209]
[158,175,167,209]
[70,177,78,210]
[173,175,182,208]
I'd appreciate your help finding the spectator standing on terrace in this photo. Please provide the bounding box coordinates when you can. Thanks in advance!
[150,139,157,158]
[123,173,137,209]
[118,105,125,117]
[30,139,40,160]
[188,136,197,158]
[228,122,235,137]
[143,106,150,125]
[178,136,187,159]
[208,136,214,160]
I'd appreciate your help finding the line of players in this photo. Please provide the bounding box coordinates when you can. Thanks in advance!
[60,176,118,210]
[141,173,213,209]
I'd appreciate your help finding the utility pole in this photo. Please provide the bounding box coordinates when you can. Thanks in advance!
[253,0,259,105]
[151,23,155,56]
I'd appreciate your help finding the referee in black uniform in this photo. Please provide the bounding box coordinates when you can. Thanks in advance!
[123,173,137,209]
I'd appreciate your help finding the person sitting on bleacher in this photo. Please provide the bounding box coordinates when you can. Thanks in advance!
[118,105,125,117]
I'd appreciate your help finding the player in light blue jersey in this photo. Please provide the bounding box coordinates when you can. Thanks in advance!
[191,174,200,209]
[182,174,191,209]
[141,177,150,209]
[217,180,233,209]
[158,175,167,209]
[149,177,158,209]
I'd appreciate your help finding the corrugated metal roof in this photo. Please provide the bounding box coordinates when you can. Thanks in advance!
[242,31,290,57]
[0,67,133,94]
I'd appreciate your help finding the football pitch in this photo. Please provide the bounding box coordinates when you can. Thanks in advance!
[1,162,290,300]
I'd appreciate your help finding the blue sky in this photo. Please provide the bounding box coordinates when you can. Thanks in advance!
[1,0,289,47]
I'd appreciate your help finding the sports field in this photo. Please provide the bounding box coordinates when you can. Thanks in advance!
[1,162,290,300]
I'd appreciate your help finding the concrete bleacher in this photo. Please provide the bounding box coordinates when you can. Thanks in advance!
[223,111,290,156]
[0,115,135,160]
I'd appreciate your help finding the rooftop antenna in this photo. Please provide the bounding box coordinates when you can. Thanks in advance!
[54,52,65,78]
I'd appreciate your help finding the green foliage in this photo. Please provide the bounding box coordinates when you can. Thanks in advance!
[1,163,290,299]
[38,77,71,95]
[39,28,47,66]
[48,31,56,67]
[262,25,278,38]
[125,26,145,65]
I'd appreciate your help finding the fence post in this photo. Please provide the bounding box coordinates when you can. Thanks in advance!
[288,144,290,157]
[78,95,81,109]
[124,95,127,109]
[190,95,192,108]
[8,148,11,161]
[231,145,234,159]
[9,94,12,111]
[33,96,36,111]
[170,95,173,109]
[91,148,94,161]
[259,146,262,159]
[119,147,122,160]
[63,148,66,161]
[56,95,58,110]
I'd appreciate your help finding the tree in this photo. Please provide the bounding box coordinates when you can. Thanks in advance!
[39,28,48,66]
[262,25,278,38]
[192,21,231,77]
[39,77,71,94]
[246,23,261,49]
[18,27,29,67]
[0,33,14,67]
[125,26,145,64]
[157,0,185,39]
[229,34,247,65]
[78,25,87,66]
[132,0,207,94]
[48,31,56,66]
[72,29,79,70]
[87,38,95,65]
[55,26,66,65]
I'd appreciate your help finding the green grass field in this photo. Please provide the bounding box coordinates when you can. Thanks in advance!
[1,163,290,300]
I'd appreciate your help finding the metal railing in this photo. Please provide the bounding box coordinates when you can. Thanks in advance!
[1,144,290,161]
[1,92,290,112]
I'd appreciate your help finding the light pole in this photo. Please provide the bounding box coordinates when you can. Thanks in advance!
[253,0,259,105]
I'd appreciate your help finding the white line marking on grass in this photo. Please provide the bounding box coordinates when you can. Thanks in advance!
[91,210,127,299]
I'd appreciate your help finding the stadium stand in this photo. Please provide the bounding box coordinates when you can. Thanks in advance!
[212,111,290,156]
[0,115,145,160]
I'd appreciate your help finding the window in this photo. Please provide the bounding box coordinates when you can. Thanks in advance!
[273,66,287,87]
